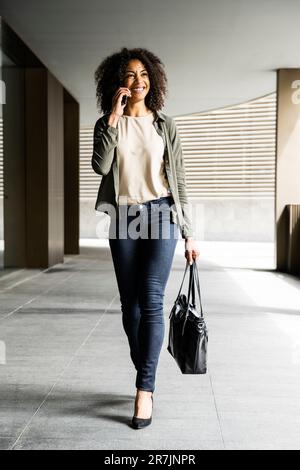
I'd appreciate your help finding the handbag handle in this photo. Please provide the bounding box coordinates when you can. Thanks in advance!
[176,260,203,313]
[191,260,204,318]
[186,263,195,312]
[170,260,192,322]
[182,261,204,335]
[175,259,190,301]
[181,262,195,335]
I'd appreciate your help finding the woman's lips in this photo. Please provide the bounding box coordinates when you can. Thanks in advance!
[131,87,145,93]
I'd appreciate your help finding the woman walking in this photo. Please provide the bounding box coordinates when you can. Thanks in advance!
[92,47,200,429]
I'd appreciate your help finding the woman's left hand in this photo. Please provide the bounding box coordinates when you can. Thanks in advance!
[184,237,200,265]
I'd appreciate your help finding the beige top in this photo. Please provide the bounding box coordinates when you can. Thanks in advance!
[117,111,171,205]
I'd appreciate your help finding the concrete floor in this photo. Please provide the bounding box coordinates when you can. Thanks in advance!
[0,241,300,450]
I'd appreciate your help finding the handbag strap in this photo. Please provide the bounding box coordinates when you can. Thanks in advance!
[176,260,204,318]
[176,260,190,301]
[191,263,196,306]
[181,263,194,335]
[186,262,194,312]
[192,260,204,317]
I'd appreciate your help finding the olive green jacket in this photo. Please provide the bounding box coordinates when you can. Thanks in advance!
[91,110,194,239]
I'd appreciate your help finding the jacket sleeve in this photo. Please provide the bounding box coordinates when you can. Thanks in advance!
[91,117,118,176]
[169,117,194,239]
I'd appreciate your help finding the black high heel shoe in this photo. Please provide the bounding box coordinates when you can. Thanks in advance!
[131,394,153,430]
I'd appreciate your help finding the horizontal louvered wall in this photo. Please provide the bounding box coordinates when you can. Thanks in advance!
[174,93,276,198]
[79,93,276,200]
[80,127,97,199]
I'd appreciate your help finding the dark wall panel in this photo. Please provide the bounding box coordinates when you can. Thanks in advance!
[64,94,79,255]
[25,68,48,268]
[3,66,26,267]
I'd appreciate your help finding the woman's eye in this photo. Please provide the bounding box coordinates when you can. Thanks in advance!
[126,73,147,77]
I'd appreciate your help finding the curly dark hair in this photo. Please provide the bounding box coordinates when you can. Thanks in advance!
[94,47,168,115]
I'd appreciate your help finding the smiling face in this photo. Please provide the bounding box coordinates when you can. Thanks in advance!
[123,59,150,102]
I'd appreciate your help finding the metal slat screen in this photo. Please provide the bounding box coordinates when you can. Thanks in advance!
[81,93,277,201]
[173,93,276,199]
[80,124,95,200]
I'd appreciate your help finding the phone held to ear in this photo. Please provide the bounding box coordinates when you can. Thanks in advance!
[121,94,128,106]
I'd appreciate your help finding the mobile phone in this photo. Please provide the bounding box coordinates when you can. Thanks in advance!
[121,94,128,106]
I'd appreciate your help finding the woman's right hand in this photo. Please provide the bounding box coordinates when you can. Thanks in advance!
[111,87,132,117]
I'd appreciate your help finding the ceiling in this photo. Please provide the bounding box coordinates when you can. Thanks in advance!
[0,0,299,125]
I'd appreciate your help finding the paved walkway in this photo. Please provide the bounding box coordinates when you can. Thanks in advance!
[0,241,300,450]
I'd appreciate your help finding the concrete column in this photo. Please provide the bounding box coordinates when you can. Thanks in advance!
[25,68,64,268]
[276,69,300,272]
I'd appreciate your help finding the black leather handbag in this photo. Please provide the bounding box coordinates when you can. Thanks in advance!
[167,259,208,374]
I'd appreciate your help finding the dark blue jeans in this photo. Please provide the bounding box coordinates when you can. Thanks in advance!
[108,196,179,393]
